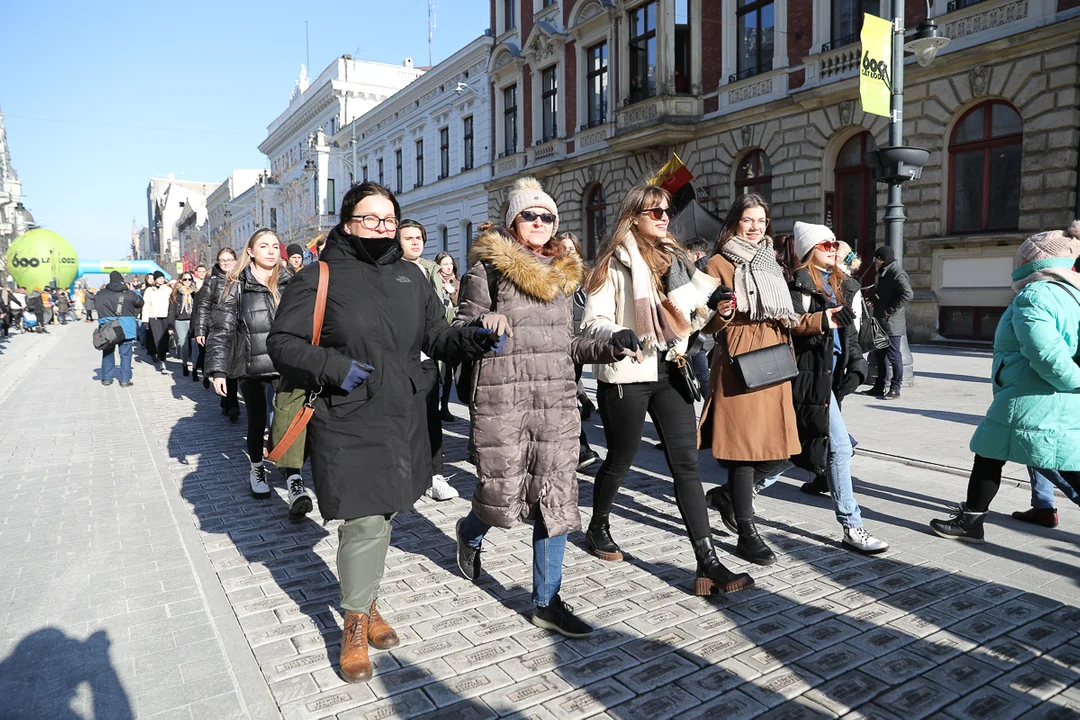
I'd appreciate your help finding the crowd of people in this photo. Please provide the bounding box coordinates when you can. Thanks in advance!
[70,178,1080,686]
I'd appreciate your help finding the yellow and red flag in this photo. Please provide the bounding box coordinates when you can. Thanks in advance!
[649,153,694,195]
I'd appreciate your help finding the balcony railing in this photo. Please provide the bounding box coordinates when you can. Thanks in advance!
[729,66,767,84]
[946,0,987,11]
[821,33,859,52]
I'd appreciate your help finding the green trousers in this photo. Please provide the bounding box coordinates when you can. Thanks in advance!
[337,513,396,613]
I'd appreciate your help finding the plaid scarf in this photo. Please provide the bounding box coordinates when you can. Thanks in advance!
[720,236,798,325]
[622,233,719,356]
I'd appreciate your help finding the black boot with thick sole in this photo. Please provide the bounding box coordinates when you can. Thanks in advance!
[691,537,754,595]
[585,514,623,562]
[735,518,777,566]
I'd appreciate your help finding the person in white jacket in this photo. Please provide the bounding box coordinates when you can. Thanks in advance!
[142,271,173,369]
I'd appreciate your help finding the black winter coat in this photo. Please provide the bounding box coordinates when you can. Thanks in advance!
[789,269,869,475]
[205,267,288,380]
[266,225,485,520]
[873,260,913,336]
[192,264,227,339]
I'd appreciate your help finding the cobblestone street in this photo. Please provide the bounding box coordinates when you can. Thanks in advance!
[1,324,1078,719]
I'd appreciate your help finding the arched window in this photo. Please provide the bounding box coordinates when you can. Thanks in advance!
[585,184,607,260]
[834,132,877,265]
[949,101,1022,234]
[734,150,773,202]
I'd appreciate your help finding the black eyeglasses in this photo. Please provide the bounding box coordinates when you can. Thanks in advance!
[518,210,556,224]
[350,214,399,231]
[640,207,670,220]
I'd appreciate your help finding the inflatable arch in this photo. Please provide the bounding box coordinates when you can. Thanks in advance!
[76,260,172,282]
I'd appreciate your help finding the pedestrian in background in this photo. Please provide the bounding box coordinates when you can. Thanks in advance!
[83,288,95,322]
[167,271,197,377]
[285,243,305,278]
[454,177,632,636]
[96,271,144,387]
[432,250,460,425]
[866,245,913,399]
[142,272,172,369]
[194,248,239,409]
[268,182,492,683]
[931,222,1080,543]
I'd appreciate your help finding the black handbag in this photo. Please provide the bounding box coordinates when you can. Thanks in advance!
[669,352,702,403]
[92,294,126,352]
[727,321,798,391]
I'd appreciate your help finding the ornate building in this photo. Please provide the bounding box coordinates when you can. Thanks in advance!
[0,109,35,279]
[484,0,1080,341]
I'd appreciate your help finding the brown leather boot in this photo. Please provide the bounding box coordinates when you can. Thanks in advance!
[339,612,372,683]
[368,601,400,649]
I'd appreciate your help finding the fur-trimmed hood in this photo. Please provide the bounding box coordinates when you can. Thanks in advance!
[468,227,583,302]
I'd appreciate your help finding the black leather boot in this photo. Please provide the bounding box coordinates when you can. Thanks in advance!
[705,484,738,534]
[736,518,777,566]
[691,537,754,595]
[585,514,623,562]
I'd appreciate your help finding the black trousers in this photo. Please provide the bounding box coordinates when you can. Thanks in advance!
[423,360,443,476]
[876,335,904,391]
[220,377,239,413]
[728,460,790,519]
[592,361,710,541]
[966,454,1080,512]
[239,378,273,463]
[440,362,455,408]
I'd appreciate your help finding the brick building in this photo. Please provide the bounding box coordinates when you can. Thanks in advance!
[483,0,1080,341]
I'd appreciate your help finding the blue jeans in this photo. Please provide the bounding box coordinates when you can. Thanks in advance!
[758,392,863,528]
[459,510,565,607]
[102,340,134,383]
[1028,467,1080,508]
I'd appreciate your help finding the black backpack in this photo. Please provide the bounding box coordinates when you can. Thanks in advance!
[453,260,498,406]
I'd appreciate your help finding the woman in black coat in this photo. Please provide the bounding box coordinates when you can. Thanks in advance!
[194,248,239,407]
[267,182,498,684]
[205,232,307,513]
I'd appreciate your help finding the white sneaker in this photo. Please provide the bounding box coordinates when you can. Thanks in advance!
[843,526,889,555]
[425,474,459,501]
[287,474,313,522]
[249,462,270,499]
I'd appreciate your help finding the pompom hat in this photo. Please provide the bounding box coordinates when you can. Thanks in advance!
[505,176,559,235]
[1015,220,1080,268]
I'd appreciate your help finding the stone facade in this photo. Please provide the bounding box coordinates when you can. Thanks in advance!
[484,0,1080,342]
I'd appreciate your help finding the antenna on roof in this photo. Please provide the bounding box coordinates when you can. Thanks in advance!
[428,0,436,67]
[305,21,310,73]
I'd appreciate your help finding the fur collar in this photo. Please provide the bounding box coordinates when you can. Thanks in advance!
[468,228,583,302]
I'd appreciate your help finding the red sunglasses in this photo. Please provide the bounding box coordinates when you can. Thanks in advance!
[816,241,840,251]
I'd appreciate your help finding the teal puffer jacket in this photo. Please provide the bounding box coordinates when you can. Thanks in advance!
[969,273,1080,470]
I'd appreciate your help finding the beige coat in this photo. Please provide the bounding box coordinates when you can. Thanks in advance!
[698,254,828,461]
[454,229,618,536]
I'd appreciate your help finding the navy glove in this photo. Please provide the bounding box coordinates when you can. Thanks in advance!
[340,360,374,392]
[706,285,735,311]
[609,328,641,353]
[475,327,508,353]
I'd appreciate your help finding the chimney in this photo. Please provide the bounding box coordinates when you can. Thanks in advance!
[404,58,414,68]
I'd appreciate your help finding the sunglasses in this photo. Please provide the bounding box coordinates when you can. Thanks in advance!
[181,277,193,282]
[519,210,556,224]
[640,207,670,221]
[816,241,840,251]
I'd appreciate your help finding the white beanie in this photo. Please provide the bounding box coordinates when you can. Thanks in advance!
[505,176,559,235]
[793,221,836,262]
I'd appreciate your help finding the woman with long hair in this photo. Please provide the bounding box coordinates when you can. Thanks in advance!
[433,250,460,423]
[205,229,314,518]
[166,271,197,377]
[142,271,172,368]
[268,182,496,683]
[580,183,754,595]
[699,195,846,566]
[453,177,635,636]
[194,248,239,409]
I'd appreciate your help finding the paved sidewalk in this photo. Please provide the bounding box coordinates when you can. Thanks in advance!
[0,325,1077,719]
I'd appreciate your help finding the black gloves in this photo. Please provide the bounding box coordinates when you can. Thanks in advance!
[832,306,857,327]
[706,285,735,311]
[609,329,641,353]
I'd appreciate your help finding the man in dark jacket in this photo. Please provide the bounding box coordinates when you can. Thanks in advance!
[97,271,145,386]
[868,245,913,399]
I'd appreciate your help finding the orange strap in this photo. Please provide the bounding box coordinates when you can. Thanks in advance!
[267,261,329,464]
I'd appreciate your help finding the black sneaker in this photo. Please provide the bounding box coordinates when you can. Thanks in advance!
[120,381,134,388]
[577,449,600,470]
[101,379,113,386]
[929,504,986,543]
[532,595,593,638]
[455,518,482,580]
[885,389,901,400]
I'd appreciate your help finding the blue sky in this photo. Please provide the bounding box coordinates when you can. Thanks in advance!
[2,1,490,260]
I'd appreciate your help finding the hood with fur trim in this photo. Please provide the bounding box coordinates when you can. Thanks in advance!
[468,227,583,302]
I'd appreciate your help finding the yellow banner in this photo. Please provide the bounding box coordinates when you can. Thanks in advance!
[859,14,892,119]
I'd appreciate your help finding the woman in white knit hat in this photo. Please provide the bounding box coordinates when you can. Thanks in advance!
[931,221,1080,543]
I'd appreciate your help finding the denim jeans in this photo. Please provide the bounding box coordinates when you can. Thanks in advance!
[173,320,191,366]
[1028,467,1080,508]
[101,340,134,383]
[875,336,904,391]
[757,392,863,528]
[459,510,565,607]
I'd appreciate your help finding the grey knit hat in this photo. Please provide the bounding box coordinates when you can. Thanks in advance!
[505,177,559,234]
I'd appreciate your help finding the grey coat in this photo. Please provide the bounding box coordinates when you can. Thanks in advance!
[873,260,913,336]
[454,228,619,537]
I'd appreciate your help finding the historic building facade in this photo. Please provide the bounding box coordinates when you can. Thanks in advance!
[484,0,1080,341]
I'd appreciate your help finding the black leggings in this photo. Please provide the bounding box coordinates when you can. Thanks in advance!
[424,361,443,476]
[592,362,710,541]
[967,454,1080,512]
[239,379,273,463]
[440,362,455,407]
[728,460,790,519]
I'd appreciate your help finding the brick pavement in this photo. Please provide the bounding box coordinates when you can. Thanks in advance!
[0,325,1077,718]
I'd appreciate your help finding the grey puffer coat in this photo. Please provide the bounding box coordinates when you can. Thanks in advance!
[454,228,620,537]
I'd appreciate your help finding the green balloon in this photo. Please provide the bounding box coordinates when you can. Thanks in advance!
[5,229,79,290]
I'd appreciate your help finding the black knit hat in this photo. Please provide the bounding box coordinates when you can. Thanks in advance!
[109,271,124,284]
[874,246,895,264]
[153,270,166,280]
[286,243,304,258]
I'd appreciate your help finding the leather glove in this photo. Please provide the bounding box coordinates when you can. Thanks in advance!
[832,306,857,327]
[340,360,374,392]
[609,328,642,353]
[706,285,735,311]
[474,327,507,353]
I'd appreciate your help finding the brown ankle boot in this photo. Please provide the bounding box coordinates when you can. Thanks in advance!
[339,612,372,683]
[368,601,400,649]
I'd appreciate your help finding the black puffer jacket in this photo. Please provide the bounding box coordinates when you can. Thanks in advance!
[192,263,227,339]
[205,267,288,380]
[789,269,869,475]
